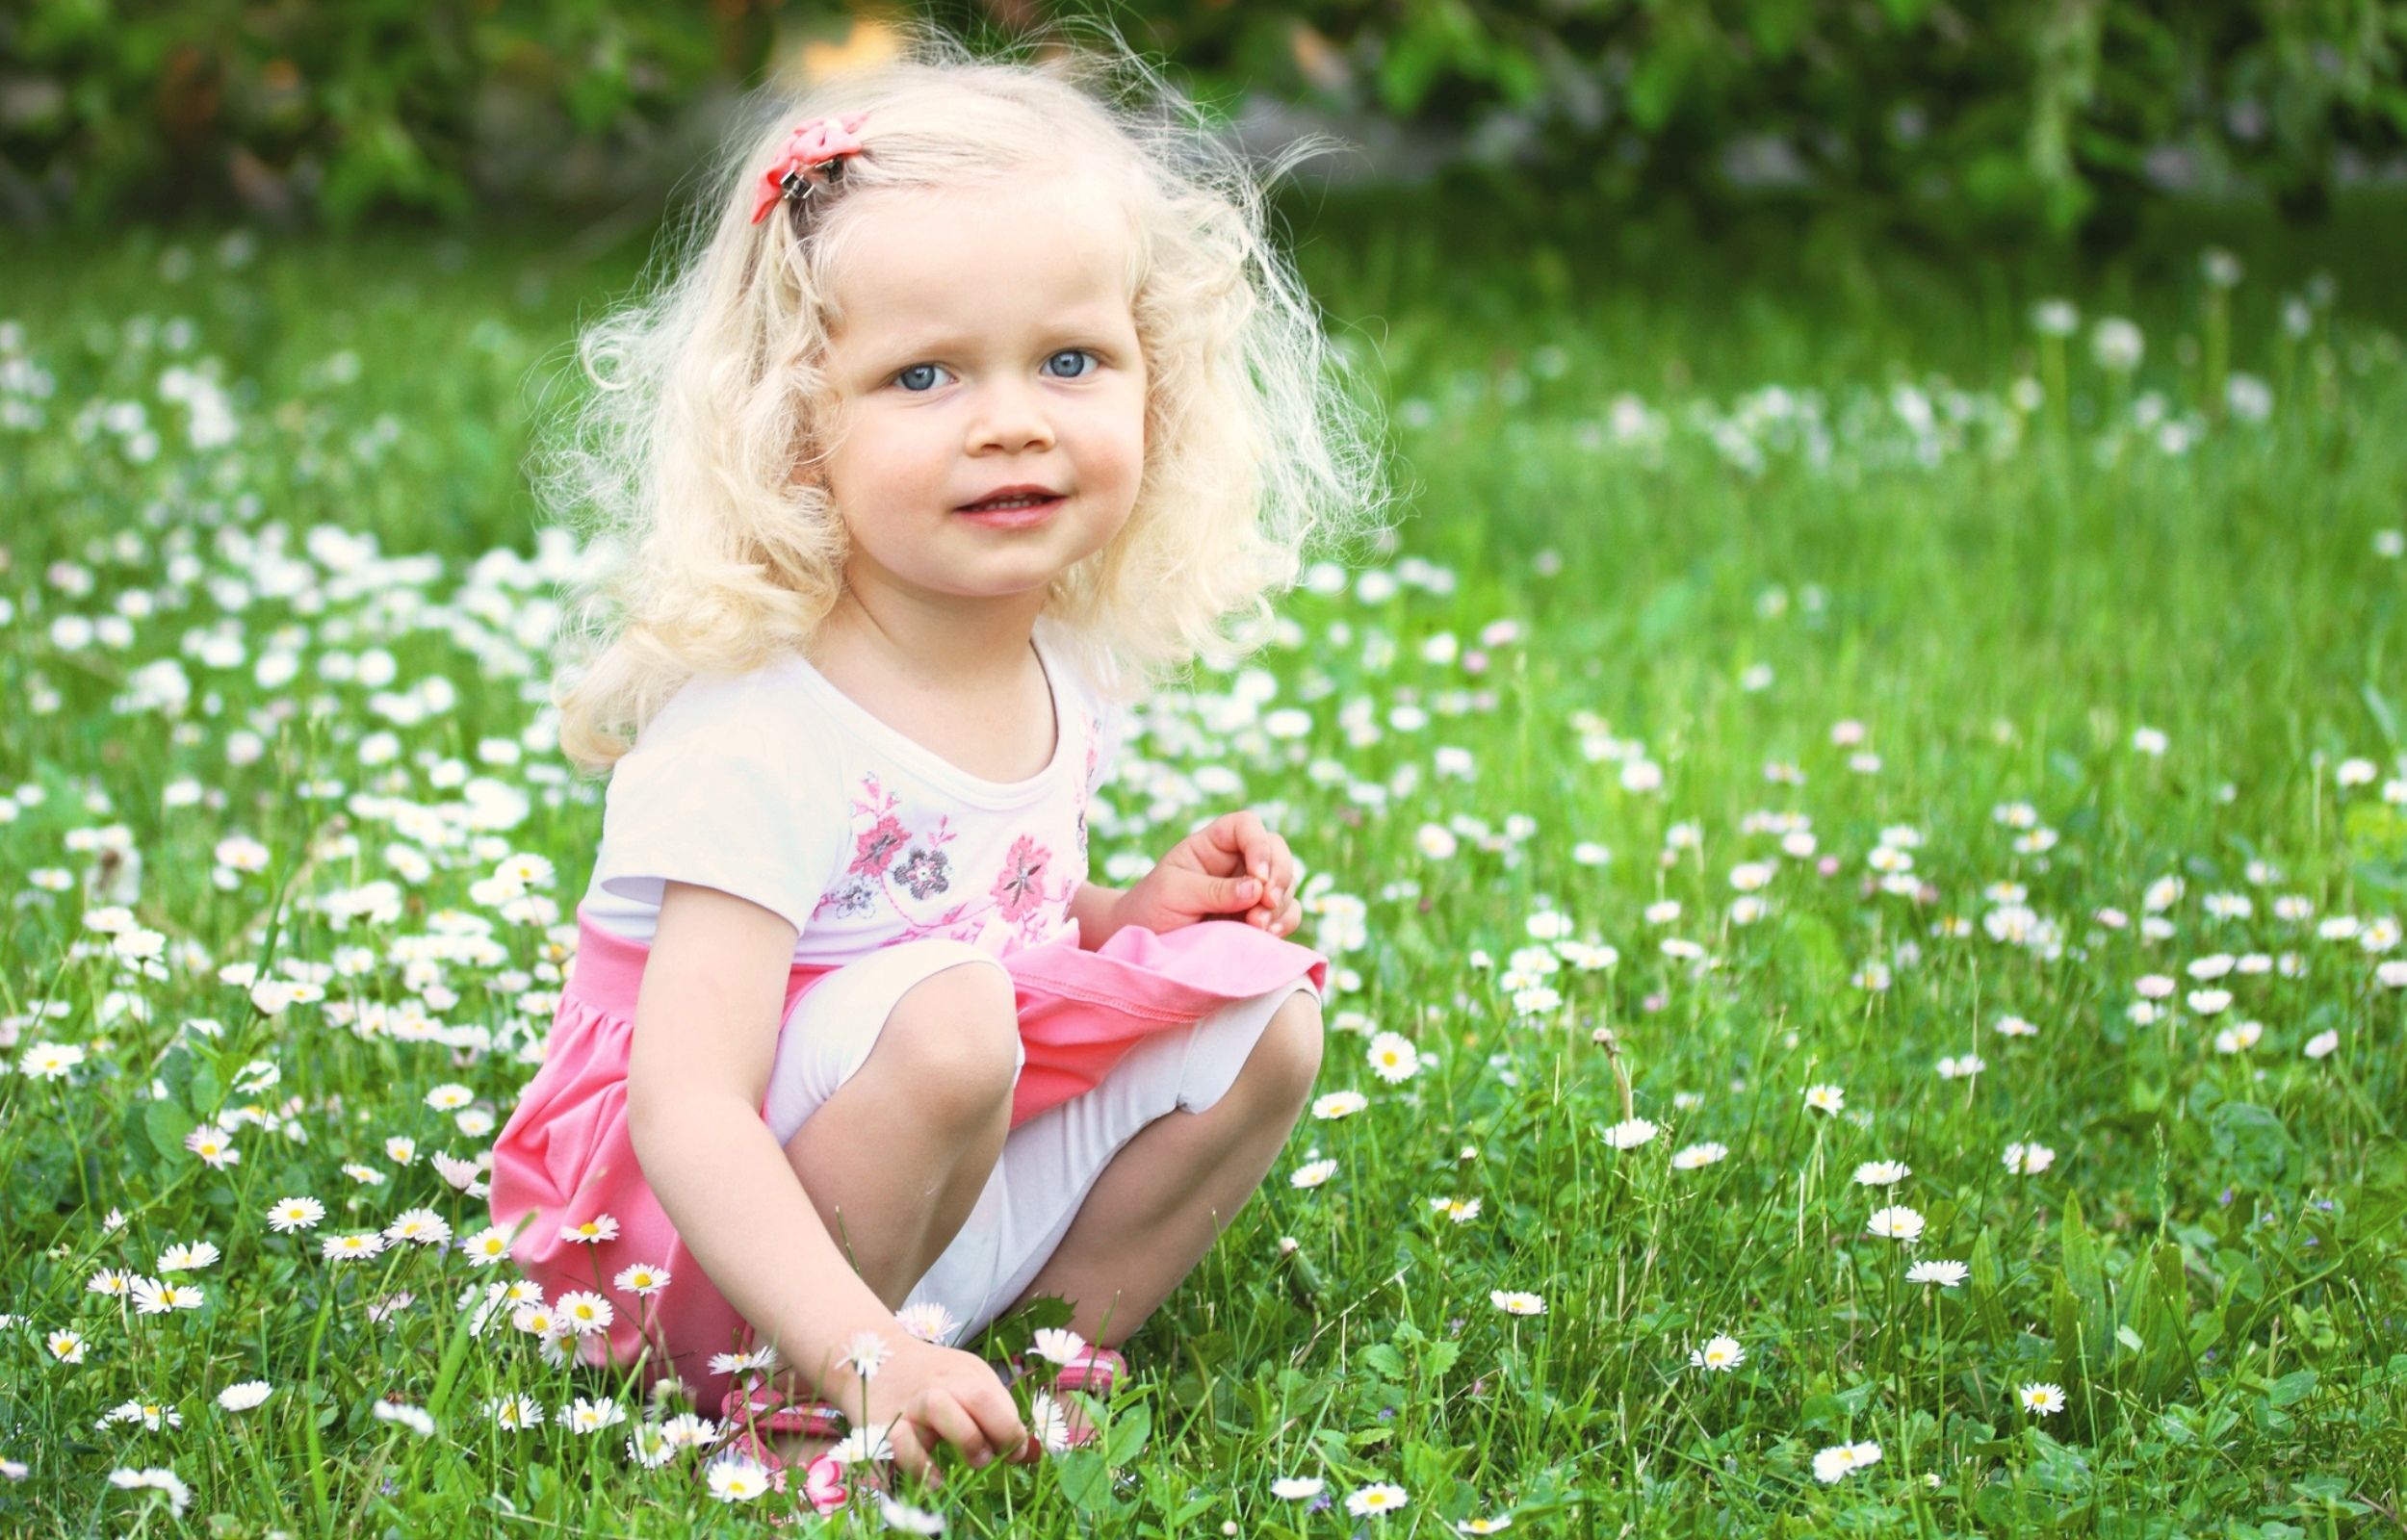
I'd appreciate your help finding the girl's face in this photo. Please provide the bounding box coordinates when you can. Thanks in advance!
[815,177,1148,616]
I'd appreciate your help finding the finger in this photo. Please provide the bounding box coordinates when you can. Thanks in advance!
[1270,846,1301,911]
[1237,822,1286,889]
[963,1382,1033,1465]
[1176,863,1260,916]
[916,1392,996,1468]
[1203,810,1269,875]
[884,1416,932,1479]
[1274,896,1303,937]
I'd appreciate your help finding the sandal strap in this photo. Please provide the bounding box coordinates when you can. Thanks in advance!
[1052,1346,1126,1397]
[726,1382,846,1438]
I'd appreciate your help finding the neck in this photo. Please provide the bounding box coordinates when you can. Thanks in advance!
[816,579,1049,688]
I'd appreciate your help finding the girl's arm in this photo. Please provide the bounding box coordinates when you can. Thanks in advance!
[626,883,896,1383]
[1067,880,1128,949]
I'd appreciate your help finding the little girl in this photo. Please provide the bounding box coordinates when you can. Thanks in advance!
[490,26,1384,1503]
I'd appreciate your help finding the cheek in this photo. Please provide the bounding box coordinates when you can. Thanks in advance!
[1106,385,1150,489]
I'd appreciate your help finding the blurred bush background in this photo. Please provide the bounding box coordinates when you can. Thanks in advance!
[4,0,2402,244]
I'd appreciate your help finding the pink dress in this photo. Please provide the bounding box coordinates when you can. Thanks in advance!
[488,903,1326,1414]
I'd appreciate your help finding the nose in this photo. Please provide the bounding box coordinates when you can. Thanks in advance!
[965,375,1056,455]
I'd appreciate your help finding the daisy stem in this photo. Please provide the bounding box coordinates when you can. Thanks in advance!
[1600,1025,1634,1124]
[52,1080,98,1216]
[1930,1288,1947,1470]
[427,1273,481,1420]
[231,1419,287,1529]
[298,1281,337,1537]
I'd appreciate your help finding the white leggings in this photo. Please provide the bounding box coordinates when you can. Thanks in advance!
[758,937,1318,1343]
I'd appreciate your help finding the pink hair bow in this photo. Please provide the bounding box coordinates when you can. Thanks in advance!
[749,112,870,225]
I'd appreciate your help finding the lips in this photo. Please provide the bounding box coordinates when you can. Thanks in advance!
[956,484,1063,512]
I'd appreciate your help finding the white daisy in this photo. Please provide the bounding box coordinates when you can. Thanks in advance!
[130,1276,204,1314]
[705,1454,770,1502]
[265,1196,325,1233]
[487,1395,544,1430]
[1029,1327,1088,1365]
[2019,1382,2066,1415]
[1028,1391,1073,1452]
[458,1225,513,1266]
[1601,1117,1658,1150]
[1811,1440,1882,1482]
[894,1300,960,1344]
[1346,1482,1410,1517]
[1866,1206,1925,1242]
[2002,1141,2057,1175]
[217,1381,272,1412]
[1366,1032,1421,1084]
[842,1329,890,1380]
[556,1291,613,1336]
[566,1397,628,1434]
[1670,1142,1728,1169]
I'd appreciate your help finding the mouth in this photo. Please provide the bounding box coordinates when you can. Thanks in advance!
[955,486,1066,513]
[954,486,1067,527]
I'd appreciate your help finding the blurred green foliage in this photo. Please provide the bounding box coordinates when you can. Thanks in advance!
[2,0,2401,239]
[1104,0,2407,241]
[0,0,752,226]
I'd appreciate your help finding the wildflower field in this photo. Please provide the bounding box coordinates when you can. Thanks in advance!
[4,204,2405,1534]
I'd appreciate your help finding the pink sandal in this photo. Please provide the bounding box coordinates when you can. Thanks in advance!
[1051,1346,1126,1399]
[1046,1347,1127,1449]
[715,1379,850,1516]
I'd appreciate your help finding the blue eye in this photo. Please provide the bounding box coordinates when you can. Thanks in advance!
[895,363,953,392]
[1044,349,1098,378]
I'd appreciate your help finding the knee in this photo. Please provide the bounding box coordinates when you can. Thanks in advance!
[877,960,1020,1130]
[1230,989,1324,1115]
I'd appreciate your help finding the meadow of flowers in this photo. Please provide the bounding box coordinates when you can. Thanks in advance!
[2,220,2403,1535]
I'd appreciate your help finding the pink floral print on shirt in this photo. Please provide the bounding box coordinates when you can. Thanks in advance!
[991,834,1051,922]
[813,771,1078,945]
[853,810,910,876]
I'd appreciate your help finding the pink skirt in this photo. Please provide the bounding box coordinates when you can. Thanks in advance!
[489,906,1327,1413]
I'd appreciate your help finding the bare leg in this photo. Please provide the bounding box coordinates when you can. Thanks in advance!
[1004,989,1323,1348]
[767,961,1018,1469]
[782,960,1020,1309]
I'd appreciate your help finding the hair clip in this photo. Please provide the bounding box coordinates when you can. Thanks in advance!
[748,112,871,225]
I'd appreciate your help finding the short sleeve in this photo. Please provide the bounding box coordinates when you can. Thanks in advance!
[588,671,848,936]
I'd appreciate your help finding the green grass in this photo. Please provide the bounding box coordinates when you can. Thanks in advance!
[4,195,2406,1535]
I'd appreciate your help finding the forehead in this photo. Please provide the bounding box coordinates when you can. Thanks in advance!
[821,176,1135,346]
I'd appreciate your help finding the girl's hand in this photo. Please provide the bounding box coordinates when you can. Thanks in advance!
[843,1339,1036,1477]
[1114,811,1304,938]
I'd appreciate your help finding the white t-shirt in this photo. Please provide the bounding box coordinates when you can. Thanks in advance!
[579,624,1122,962]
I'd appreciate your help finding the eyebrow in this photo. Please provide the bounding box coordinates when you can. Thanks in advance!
[854,308,1132,366]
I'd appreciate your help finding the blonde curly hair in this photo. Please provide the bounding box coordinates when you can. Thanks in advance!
[538,20,1390,774]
